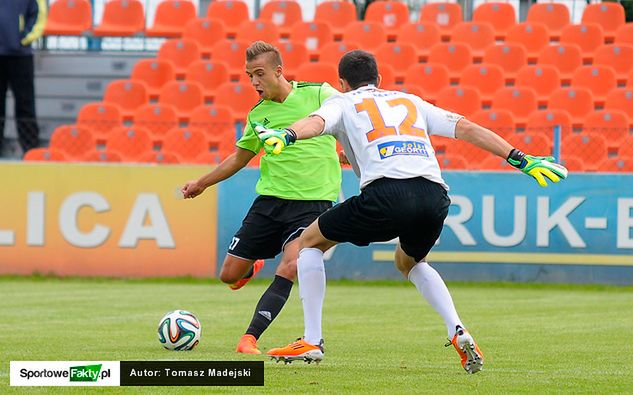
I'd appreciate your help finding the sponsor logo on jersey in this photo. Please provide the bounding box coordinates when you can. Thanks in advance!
[377,141,429,159]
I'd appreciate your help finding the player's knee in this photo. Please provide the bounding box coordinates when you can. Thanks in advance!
[219,267,240,284]
[275,259,297,280]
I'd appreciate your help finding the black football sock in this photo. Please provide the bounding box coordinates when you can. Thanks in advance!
[245,275,293,339]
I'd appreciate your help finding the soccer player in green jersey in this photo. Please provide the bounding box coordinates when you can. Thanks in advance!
[181,41,341,354]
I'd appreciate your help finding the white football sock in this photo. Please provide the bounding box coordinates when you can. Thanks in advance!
[298,247,326,345]
[408,261,463,338]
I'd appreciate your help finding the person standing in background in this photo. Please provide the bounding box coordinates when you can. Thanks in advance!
[0,0,47,158]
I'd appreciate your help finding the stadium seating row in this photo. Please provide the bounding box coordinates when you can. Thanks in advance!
[45,0,629,44]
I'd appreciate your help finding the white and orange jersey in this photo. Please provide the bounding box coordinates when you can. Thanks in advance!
[312,85,462,190]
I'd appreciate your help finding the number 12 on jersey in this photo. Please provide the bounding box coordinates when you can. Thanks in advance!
[355,97,427,142]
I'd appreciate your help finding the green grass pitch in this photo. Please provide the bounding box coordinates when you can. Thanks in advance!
[2,276,632,394]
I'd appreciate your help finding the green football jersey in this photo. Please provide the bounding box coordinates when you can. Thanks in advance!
[237,81,341,202]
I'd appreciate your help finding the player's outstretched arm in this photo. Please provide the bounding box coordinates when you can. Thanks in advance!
[455,118,568,187]
[181,148,256,198]
[255,116,326,155]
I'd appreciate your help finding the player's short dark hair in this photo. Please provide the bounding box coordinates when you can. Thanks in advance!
[246,41,283,67]
[338,50,378,90]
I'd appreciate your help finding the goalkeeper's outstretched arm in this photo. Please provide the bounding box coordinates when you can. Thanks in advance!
[455,118,568,187]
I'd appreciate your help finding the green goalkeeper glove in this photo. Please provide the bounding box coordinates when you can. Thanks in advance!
[253,123,297,155]
[507,148,568,187]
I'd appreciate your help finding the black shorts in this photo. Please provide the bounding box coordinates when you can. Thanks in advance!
[228,195,333,260]
[318,177,450,262]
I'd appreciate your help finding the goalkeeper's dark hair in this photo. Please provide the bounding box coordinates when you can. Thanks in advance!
[246,41,283,67]
[338,50,378,90]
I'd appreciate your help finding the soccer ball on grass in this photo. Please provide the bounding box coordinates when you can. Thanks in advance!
[157,310,201,351]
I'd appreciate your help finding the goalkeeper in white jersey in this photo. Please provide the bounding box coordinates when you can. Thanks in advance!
[256,50,568,374]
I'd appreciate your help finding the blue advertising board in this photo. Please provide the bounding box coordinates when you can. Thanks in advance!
[218,169,633,285]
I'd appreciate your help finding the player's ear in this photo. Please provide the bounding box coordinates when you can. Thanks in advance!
[276,65,283,78]
[376,74,382,88]
[340,78,352,92]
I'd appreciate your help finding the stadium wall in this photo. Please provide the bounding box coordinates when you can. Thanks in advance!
[1,164,632,285]
[220,169,633,285]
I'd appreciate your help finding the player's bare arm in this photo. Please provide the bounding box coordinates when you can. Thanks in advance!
[182,147,256,199]
[454,118,514,158]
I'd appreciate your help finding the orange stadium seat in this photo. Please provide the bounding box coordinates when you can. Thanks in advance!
[159,80,205,121]
[472,2,516,40]
[318,42,359,64]
[561,133,608,165]
[103,79,149,121]
[615,23,633,46]
[437,153,469,170]
[374,43,418,82]
[617,136,633,158]
[378,63,396,87]
[295,62,339,89]
[161,127,208,160]
[428,43,473,82]
[277,41,310,80]
[24,148,68,162]
[571,65,617,107]
[185,60,230,101]
[605,89,633,127]
[597,157,633,172]
[396,23,441,62]
[450,22,495,61]
[419,2,463,40]
[182,18,227,58]
[559,155,586,172]
[105,126,154,161]
[459,63,505,106]
[364,1,409,40]
[146,0,197,38]
[482,43,527,84]
[593,44,633,84]
[49,125,95,159]
[235,20,280,44]
[130,59,176,100]
[525,109,573,140]
[478,155,513,171]
[526,2,570,41]
[581,2,625,42]
[548,87,594,127]
[560,23,605,62]
[93,0,144,37]
[259,0,303,38]
[403,63,450,104]
[537,44,583,83]
[314,1,357,40]
[507,133,552,157]
[213,82,260,122]
[77,102,123,143]
[210,40,250,80]
[515,65,560,107]
[290,21,334,56]
[469,109,516,138]
[505,22,549,63]
[435,86,482,118]
[44,0,92,35]
[133,103,179,140]
[206,0,249,38]
[582,110,630,148]
[83,149,123,162]
[343,21,387,51]
[491,87,538,127]
[157,39,202,79]
[139,151,181,164]
[189,104,236,143]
